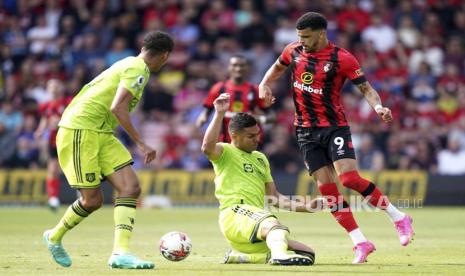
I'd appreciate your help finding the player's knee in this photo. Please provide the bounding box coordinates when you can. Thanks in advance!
[80,196,103,212]
[338,170,364,191]
[120,180,141,198]
[131,184,141,198]
[260,221,289,239]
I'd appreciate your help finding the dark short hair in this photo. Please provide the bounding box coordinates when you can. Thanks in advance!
[230,54,250,65]
[143,31,174,55]
[228,113,257,133]
[296,12,327,30]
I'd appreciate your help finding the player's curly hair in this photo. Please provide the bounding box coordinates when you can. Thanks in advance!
[143,31,174,55]
[229,113,257,133]
[296,12,327,30]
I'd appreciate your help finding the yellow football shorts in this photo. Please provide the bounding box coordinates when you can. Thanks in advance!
[219,204,278,254]
[56,127,133,189]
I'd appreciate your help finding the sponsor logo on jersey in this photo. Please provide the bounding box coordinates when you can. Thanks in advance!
[293,81,323,95]
[300,72,314,84]
[243,163,253,173]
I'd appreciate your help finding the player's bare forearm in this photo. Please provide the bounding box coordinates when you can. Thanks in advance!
[266,182,324,213]
[276,194,323,213]
[111,87,143,145]
[357,81,394,122]
[201,110,224,159]
[259,61,286,105]
[202,94,229,159]
[260,60,287,86]
[112,106,143,145]
[356,81,382,108]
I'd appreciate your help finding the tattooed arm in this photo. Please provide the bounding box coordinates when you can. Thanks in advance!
[356,81,393,123]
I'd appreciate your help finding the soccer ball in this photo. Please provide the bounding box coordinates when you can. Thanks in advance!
[159,231,192,261]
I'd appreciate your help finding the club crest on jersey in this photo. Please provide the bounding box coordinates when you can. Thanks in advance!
[86,173,96,182]
[323,62,333,72]
[300,72,313,84]
[243,163,254,173]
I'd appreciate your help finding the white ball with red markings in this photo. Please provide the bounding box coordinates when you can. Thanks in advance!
[159,231,192,261]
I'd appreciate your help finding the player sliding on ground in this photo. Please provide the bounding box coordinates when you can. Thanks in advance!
[202,93,324,265]
[42,31,174,269]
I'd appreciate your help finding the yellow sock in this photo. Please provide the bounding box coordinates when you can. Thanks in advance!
[226,251,270,264]
[266,228,290,260]
[49,200,90,243]
[113,197,137,254]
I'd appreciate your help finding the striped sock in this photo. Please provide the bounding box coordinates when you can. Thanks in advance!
[49,200,90,243]
[113,197,137,254]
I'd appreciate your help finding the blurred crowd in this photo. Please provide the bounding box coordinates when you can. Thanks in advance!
[1,0,465,175]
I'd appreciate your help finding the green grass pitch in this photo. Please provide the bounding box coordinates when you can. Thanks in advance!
[1,207,464,275]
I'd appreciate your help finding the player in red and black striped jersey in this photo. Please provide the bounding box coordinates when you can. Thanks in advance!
[196,55,272,142]
[35,79,72,212]
[259,12,414,264]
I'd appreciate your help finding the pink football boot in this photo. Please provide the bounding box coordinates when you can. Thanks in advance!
[395,215,414,246]
[352,241,376,264]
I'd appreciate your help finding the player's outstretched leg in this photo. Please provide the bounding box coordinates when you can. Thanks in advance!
[264,224,312,266]
[339,170,414,246]
[43,230,71,267]
[223,249,270,264]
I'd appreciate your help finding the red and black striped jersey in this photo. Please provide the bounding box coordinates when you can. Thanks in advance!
[279,42,367,127]
[38,96,73,146]
[203,79,267,142]
[38,97,72,119]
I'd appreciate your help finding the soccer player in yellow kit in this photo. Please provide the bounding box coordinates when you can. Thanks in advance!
[202,93,325,265]
[42,31,173,269]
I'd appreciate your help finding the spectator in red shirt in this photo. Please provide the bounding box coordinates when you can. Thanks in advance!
[35,79,72,212]
[196,55,272,142]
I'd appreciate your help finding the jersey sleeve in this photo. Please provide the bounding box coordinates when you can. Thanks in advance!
[210,143,230,164]
[203,82,223,109]
[278,42,297,66]
[339,51,367,85]
[119,66,149,100]
[262,153,274,183]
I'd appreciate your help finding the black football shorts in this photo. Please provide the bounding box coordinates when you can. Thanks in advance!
[295,126,356,174]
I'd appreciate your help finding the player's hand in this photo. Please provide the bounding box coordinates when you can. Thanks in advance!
[195,114,207,128]
[137,142,157,164]
[375,106,393,123]
[258,84,276,107]
[213,93,230,113]
[306,197,327,212]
